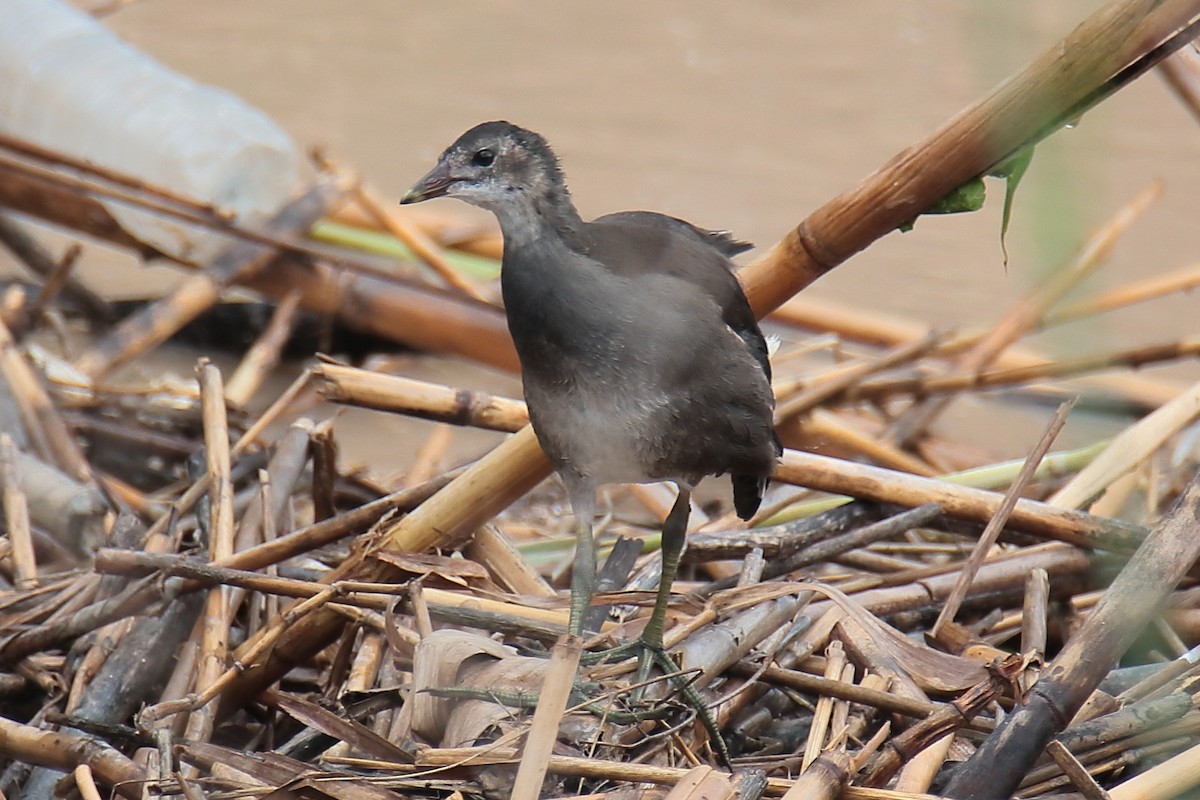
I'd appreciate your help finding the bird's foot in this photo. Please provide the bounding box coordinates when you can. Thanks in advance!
[582,637,732,768]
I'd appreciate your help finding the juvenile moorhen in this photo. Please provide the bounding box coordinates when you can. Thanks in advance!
[402,121,780,656]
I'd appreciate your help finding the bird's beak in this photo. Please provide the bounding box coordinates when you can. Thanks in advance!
[400,161,457,204]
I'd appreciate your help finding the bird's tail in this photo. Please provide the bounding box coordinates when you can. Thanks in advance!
[731,432,782,521]
[731,473,766,520]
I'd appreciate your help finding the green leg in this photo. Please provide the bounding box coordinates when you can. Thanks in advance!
[567,494,597,639]
[643,488,691,648]
[636,488,691,683]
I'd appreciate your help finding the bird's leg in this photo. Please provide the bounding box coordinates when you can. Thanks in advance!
[566,486,731,767]
[642,488,691,651]
[633,487,690,690]
[567,492,597,639]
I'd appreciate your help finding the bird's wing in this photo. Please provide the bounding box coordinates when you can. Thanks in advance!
[593,210,752,258]
[581,213,772,382]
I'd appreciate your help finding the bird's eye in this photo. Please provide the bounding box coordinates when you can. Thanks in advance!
[472,148,496,167]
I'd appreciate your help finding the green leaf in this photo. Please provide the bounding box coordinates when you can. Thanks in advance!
[898,177,986,232]
[988,146,1035,266]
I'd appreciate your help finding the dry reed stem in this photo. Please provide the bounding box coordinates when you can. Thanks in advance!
[0,713,148,799]
[182,361,235,746]
[27,242,83,327]
[664,765,738,800]
[401,423,454,488]
[802,641,847,770]
[0,213,112,322]
[464,525,556,598]
[93,547,592,633]
[1051,376,1200,509]
[967,182,1161,371]
[224,288,302,407]
[73,763,104,800]
[773,331,941,422]
[1107,738,1200,800]
[0,314,92,483]
[1045,260,1200,326]
[1046,740,1115,800]
[945,472,1200,799]
[73,175,350,380]
[354,184,492,302]
[314,361,528,432]
[774,449,1142,550]
[1,433,37,589]
[782,750,851,800]
[886,182,1160,446]
[726,662,937,719]
[850,337,1200,401]
[740,2,1198,313]
[788,411,937,477]
[773,295,1182,411]
[1158,45,1200,122]
[931,400,1073,636]
[414,745,944,799]
[1021,567,1050,658]
[511,636,582,800]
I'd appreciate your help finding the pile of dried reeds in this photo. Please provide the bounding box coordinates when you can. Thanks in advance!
[4,2,1200,800]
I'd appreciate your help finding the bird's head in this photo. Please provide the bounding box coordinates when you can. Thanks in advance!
[401,121,570,216]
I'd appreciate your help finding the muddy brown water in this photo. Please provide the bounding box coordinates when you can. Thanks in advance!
[9,1,1200,476]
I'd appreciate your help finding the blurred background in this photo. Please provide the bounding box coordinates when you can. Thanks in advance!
[8,0,1200,471]
[95,1,1200,336]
